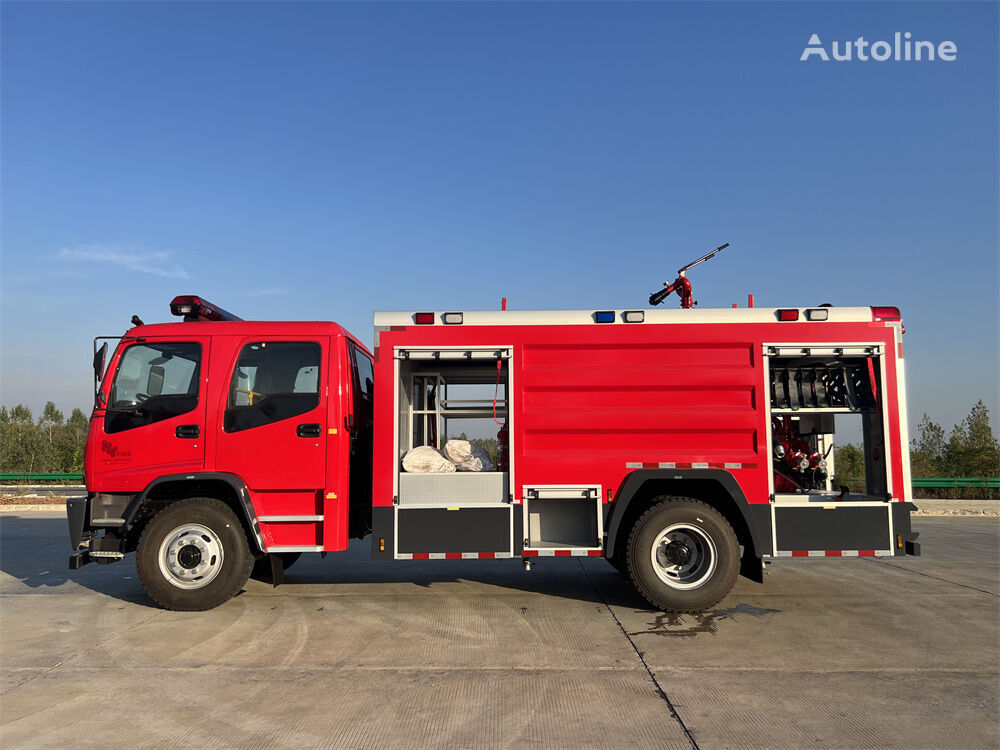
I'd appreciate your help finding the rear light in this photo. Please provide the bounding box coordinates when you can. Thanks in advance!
[776,309,799,321]
[805,308,829,321]
[414,312,435,324]
[442,312,463,325]
[871,306,901,322]
[594,311,615,323]
[623,311,644,323]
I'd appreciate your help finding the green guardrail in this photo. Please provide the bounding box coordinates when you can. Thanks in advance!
[0,473,84,482]
[911,477,1000,489]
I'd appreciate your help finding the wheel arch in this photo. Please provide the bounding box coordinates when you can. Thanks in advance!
[124,472,265,554]
[606,470,770,565]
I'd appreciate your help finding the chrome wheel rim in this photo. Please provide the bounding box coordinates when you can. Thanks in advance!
[650,523,717,589]
[158,523,224,589]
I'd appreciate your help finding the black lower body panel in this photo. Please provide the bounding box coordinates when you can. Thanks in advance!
[775,505,891,552]
[397,507,511,555]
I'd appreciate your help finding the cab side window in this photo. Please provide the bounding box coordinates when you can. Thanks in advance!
[224,341,321,432]
[105,342,201,434]
[349,343,374,428]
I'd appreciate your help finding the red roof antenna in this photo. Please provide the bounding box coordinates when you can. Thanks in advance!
[501,297,507,311]
[649,243,729,309]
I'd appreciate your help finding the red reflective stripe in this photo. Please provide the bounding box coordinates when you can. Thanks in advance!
[867,359,878,403]
[445,552,462,559]
[479,552,496,559]
[553,550,572,557]
[708,462,726,469]
[587,550,604,557]
[858,550,876,556]
[522,550,538,557]
[642,462,658,468]
[412,553,429,560]
[825,550,842,557]
[791,550,809,557]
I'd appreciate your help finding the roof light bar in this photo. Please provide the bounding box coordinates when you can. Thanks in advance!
[623,311,644,323]
[805,308,829,321]
[414,312,435,325]
[594,311,615,323]
[169,296,243,322]
[776,309,800,322]
[871,306,901,322]
[442,312,464,325]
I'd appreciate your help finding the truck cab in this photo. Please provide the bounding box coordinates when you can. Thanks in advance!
[69,297,374,609]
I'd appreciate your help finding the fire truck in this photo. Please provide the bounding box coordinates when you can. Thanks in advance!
[68,295,920,612]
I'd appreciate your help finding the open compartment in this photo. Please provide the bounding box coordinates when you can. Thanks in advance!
[395,347,510,506]
[524,486,602,550]
[765,344,889,501]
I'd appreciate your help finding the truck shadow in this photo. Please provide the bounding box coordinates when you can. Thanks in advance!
[1,515,654,611]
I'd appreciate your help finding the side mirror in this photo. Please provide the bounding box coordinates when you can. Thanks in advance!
[93,342,108,383]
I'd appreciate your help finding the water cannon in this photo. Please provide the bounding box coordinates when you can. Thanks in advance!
[649,242,730,308]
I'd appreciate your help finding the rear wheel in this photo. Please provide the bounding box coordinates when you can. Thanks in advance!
[626,497,739,613]
[136,497,253,611]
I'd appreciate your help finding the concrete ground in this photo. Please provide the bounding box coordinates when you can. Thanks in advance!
[0,513,997,749]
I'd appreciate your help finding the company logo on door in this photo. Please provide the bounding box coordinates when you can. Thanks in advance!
[101,439,131,459]
[801,32,957,62]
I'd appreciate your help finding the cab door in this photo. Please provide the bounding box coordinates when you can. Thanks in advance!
[95,337,209,491]
[215,338,328,507]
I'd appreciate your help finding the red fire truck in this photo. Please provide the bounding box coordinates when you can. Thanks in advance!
[68,296,920,612]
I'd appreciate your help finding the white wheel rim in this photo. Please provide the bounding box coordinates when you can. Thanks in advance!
[158,523,224,590]
[650,523,718,590]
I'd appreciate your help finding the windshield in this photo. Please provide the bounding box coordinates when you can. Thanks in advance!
[110,342,201,409]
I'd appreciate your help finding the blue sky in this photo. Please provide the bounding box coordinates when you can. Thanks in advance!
[1,1,997,437]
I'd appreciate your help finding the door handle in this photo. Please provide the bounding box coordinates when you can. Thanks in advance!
[175,424,200,439]
[297,423,322,438]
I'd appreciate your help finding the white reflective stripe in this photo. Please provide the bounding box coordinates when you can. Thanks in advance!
[772,549,895,557]
[691,462,709,469]
[396,552,514,560]
[259,515,324,522]
[267,545,323,553]
[659,462,677,469]
[374,307,875,328]
[724,463,742,469]
[625,462,642,469]
[529,549,599,557]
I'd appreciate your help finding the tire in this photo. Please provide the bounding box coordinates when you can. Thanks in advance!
[625,497,739,613]
[136,497,253,611]
[251,552,302,581]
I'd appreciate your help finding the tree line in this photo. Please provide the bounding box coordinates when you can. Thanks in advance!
[1,400,997,497]
[0,403,90,474]
[833,400,999,498]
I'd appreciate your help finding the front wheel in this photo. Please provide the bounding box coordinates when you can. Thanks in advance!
[626,498,739,613]
[136,498,253,611]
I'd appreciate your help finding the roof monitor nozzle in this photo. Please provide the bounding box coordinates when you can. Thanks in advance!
[649,242,730,309]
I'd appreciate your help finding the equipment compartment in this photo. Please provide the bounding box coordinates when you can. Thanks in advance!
[523,486,602,549]
[395,347,511,506]
[765,344,890,500]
